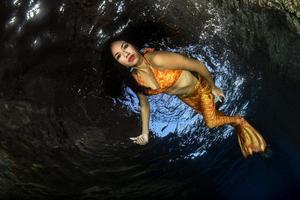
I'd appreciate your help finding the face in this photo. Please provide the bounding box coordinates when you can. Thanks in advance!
[110,40,140,68]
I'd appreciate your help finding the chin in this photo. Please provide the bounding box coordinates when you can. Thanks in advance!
[133,56,140,65]
[132,60,138,66]
[125,63,134,68]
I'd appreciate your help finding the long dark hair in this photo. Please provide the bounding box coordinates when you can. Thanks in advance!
[100,39,146,97]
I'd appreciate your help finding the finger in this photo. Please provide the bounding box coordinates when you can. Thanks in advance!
[135,140,141,145]
[221,93,225,98]
[141,139,147,145]
[138,140,143,145]
[140,136,145,143]
[138,140,144,145]
[129,137,137,141]
[137,137,142,144]
[140,137,146,145]
[215,96,221,102]
[131,139,139,143]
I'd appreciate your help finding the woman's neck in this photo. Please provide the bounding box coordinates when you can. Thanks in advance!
[133,54,148,71]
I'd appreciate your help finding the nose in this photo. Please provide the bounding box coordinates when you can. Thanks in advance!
[121,50,130,58]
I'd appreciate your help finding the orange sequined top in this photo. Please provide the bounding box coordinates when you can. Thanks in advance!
[135,50,182,95]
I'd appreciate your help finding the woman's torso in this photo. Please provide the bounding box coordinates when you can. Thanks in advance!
[132,52,200,97]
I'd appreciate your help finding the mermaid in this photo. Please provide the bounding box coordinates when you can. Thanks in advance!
[110,40,267,158]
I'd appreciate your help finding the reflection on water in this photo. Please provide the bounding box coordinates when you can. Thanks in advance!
[26,2,41,20]
[116,42,253,159]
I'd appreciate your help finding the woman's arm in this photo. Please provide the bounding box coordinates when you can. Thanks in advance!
[146,51,226,102]
[147,51,216,88]
[138,92,150,135]
[129,92,150,145]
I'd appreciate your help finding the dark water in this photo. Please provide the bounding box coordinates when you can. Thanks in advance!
[1,0,300,199]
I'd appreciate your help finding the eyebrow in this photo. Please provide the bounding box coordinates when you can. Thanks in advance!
[114,42,125,58]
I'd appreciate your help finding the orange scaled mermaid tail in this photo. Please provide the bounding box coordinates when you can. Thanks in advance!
[179,77,267,158]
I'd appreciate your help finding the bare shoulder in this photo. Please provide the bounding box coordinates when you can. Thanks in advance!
[145,51,187,69]
[145,50,179,61]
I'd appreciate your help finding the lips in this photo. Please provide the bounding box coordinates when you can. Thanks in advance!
[128,54,135,62]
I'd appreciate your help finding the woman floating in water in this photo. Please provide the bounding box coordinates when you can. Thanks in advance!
[109,40,267,158]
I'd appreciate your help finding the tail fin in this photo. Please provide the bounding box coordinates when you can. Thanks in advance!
[236,120,267,158]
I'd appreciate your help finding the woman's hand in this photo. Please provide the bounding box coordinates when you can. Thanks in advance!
[211,85,226,102]
[129,133,149,145]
